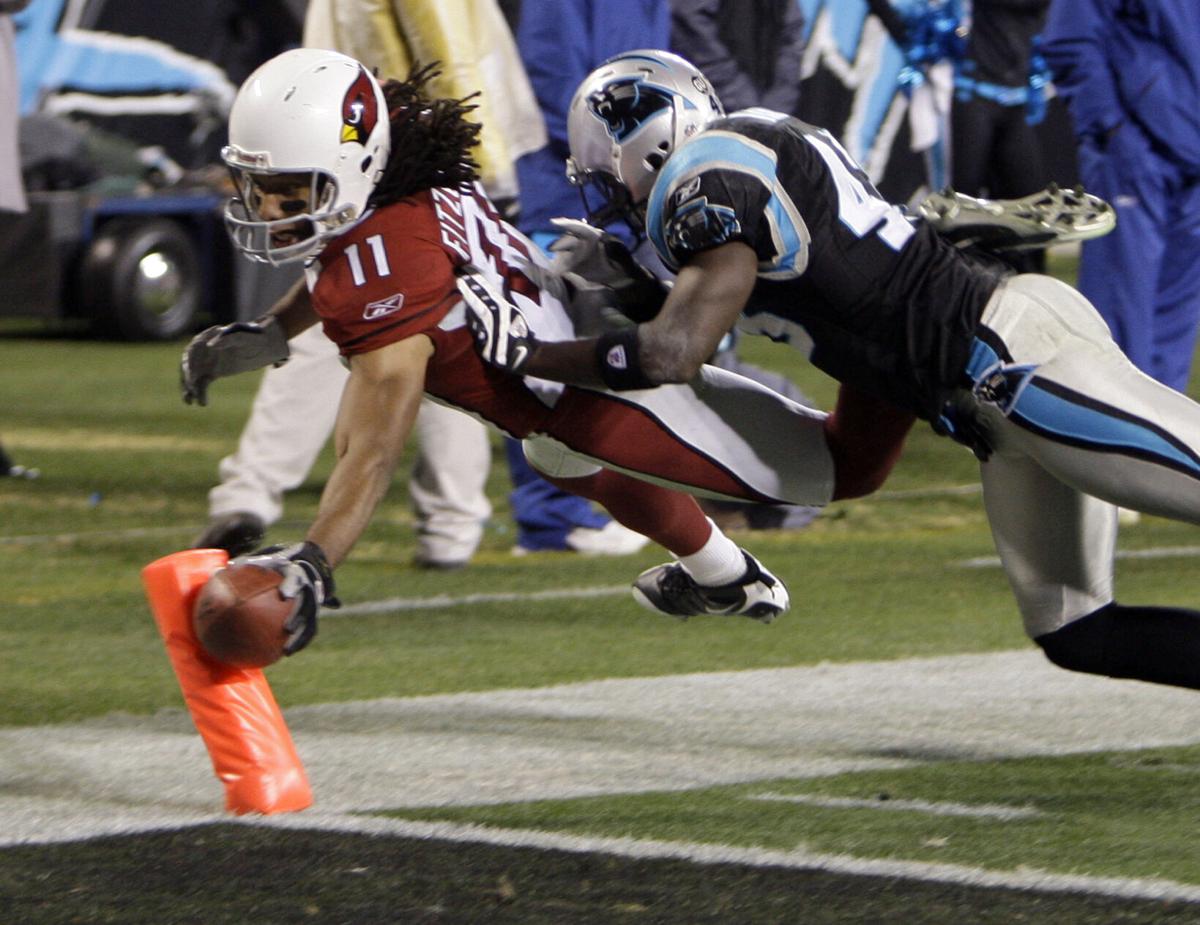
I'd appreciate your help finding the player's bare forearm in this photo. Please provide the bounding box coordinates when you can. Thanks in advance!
[263,276,320,339]
[305,336,433,567]
[522,243,759,388]
[521,337,607,387]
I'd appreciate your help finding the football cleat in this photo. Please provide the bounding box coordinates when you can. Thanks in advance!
[918,183,1116,252]
[631,551,789,623]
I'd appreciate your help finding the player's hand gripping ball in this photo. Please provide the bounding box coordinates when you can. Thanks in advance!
[192,564,295,668]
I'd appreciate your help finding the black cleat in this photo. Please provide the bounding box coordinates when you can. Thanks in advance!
[192,511,266,556]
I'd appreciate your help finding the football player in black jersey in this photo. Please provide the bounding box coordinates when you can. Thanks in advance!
[463,49,1200,694]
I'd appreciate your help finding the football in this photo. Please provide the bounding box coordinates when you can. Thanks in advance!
[192,564,293,669]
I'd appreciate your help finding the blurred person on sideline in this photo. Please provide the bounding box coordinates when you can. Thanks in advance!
[197,0,644,564]
[1,0,33,480]
[504,0,671,552]
[180,50,841,653]
[950,0,1053,273]
[669,0,805,116]
[1042,0,1200,393]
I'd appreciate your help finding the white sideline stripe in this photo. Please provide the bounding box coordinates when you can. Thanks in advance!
[873,483,981,500]
[0,525,195,545]
[960,545,1200,569]
[333,585,629,616]
[745,792,1043,820]
[254,812,1200,905]
[0,483,982,546]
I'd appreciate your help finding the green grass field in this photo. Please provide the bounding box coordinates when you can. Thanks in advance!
[4,257,1200,923]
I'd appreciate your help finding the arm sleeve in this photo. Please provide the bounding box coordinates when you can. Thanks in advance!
[1040,0,1123,139]
[669,0,760,112]
[760,2,806,115]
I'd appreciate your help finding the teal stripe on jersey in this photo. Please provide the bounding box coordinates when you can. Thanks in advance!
[648,132,804,273]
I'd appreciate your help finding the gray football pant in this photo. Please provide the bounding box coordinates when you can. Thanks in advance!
[966,274,1200,637]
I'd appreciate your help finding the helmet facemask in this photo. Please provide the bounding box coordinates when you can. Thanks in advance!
[566,159,647,236]
[224,161,345,265]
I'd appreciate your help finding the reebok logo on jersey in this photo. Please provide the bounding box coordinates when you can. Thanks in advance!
[674,176,702,207]
[605,345,629,369]
[363,293,405,320]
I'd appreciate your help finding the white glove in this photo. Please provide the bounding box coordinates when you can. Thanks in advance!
[457,270,538,375]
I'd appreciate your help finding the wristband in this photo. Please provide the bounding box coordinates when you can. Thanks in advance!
[596,328,656,391]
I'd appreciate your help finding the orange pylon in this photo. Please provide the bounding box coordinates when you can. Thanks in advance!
[142,549,312,814]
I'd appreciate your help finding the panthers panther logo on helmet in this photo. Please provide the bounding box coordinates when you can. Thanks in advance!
[341,68,380,145]
[587,77,675,143]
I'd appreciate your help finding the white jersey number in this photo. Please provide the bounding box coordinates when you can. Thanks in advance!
[806,131,915,251]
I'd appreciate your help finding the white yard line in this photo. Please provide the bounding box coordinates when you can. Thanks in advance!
[744,791,1044,820]
[960,545,1200,569]
[3,650,1198,841]
[0,525,195,545]
[334,585,629,616]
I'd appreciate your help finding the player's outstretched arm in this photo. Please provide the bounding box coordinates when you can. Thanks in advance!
[304,334,433,568]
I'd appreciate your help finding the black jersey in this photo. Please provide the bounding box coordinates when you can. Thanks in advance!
[645,111,1008,420]
[967,0,1051,88]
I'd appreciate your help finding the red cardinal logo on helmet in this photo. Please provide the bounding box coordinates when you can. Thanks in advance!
[340,68,379,145]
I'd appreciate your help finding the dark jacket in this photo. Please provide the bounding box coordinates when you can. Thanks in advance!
[1042,0,1200,170]
[670,0,806,114]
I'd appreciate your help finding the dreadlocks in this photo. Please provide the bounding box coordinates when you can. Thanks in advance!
[368,63,483,208]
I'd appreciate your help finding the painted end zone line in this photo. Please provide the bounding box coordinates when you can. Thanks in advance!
[333,584,630,616]
[254,812,1200,905]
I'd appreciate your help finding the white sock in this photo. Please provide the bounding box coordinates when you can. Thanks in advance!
[677,519,746,586]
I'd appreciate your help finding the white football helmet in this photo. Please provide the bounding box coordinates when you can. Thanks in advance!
[222,48,391,264]
[566,50,724,227]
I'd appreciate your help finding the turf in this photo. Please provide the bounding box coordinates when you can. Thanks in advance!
[3,825,1197,925]
[4,246,1200,922]
[385,745,1200,886]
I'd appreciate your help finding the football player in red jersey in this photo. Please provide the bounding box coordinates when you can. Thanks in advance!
[180,49,855,654]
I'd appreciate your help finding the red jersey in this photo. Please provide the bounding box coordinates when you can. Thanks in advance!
[308,183,542,355]
[305,183,564,437]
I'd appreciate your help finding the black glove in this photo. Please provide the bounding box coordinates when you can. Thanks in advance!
[181,318,289,406]
[233,541,339,655]
[458,271,539,375]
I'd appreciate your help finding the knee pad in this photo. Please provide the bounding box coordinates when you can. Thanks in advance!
[522,436,603,479]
